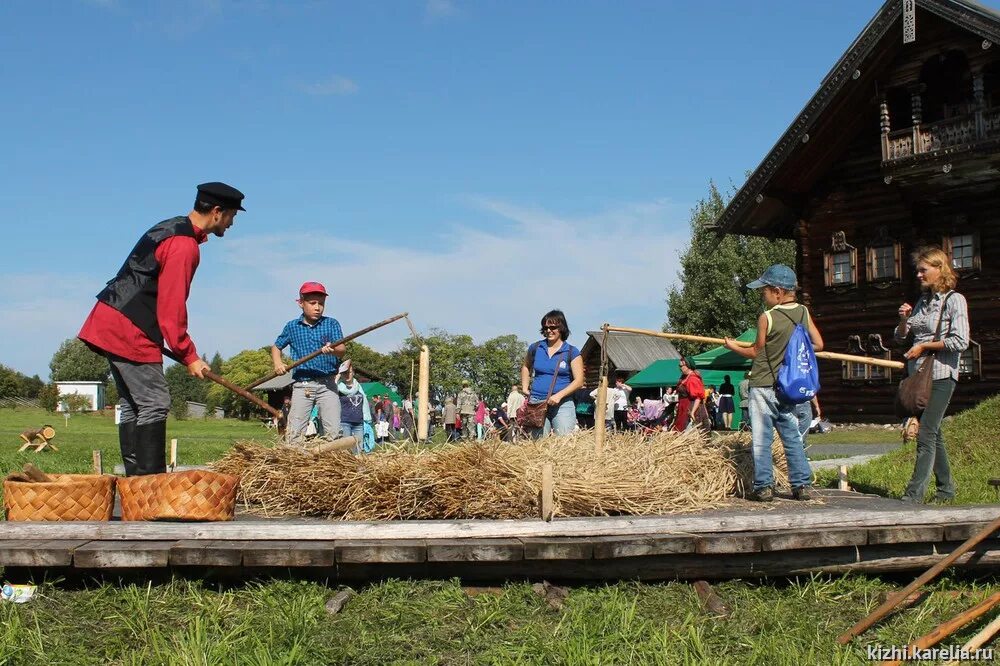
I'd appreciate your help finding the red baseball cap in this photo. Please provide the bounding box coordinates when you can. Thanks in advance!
[298,281,328,296]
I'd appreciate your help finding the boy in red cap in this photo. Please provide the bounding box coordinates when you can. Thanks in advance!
[271,282,346,443]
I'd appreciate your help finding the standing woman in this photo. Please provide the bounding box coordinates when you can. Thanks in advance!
[520,310,585,437]
[673,358,706,431]
[718,375,736,430]
[895,247,970,503]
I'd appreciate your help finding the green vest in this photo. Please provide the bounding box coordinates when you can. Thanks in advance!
[749,303,810,388]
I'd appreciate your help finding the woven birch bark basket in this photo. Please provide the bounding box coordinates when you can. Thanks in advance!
[117,470,239,521]
[3,474,116,521]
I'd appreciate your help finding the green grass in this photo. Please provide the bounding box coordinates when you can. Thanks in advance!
[0,407,270,476]
[817,394,1000,504]
[805,428,899,446]
[1,575,998,665]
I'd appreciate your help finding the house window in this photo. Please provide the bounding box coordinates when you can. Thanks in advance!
[867,243,900,281]
[824,232,858,287]
[943,232,980,271]
[842,334,893,384]
[959,340,981,379]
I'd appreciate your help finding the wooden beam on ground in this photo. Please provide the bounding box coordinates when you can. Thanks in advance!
[336,539,427,564]
[882,591,1000,666]
[426,539,524,562]
[0,540,91,567]
[521,538,594,560]
[170,540,249,567]
[73,541,176,568]
[693,580,732,618]
[241,541,337,567]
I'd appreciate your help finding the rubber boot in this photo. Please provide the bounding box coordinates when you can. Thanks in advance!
[118,421,139,477]
[134,421,167,476]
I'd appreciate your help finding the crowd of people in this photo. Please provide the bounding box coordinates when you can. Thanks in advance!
[77,183,973,506]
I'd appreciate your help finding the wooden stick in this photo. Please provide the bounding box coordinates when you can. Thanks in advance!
[882,591,1000,666]
[92,450,102,475]
[838,465,850,491]
[245,312,409,390]
[541,463,554,522]
[417,345,430,442]
[404,315,421,344]
[837,514,1000,643]
[409,358,415,403]
[309,435,358,453]
[693,580,732,617]
[942,612,1000,666]
[606,325,905,370]
[205,369,281,418]
[169,439,177,472]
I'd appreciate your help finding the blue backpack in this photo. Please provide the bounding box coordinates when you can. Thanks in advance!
[772,308,820,404]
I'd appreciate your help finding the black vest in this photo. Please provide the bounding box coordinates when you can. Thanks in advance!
[96,216,197,346]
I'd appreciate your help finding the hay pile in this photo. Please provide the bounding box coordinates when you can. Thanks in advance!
[212,429,790,520]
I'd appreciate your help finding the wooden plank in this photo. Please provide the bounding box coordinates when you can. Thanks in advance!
[73,541,175,568]
[336,539,426,564]
[241,541,337,567]
[868,525,945,545]
[762,528,867,552]
[426,539,523,562]
[0,540,90,567]
[521,537,594,560]
[540,464,553,522]
[3,505,997,541]
[944,523,993,542]
[170,540,249,567]
[695,532,764,555]
[591,535,696,559]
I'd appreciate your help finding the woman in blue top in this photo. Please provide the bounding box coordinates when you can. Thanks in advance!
[520,310,585,437]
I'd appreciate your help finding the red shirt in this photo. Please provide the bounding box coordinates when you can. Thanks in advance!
[78,225,208,366]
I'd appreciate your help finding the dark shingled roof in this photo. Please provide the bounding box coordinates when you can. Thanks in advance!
[582,330,681,372]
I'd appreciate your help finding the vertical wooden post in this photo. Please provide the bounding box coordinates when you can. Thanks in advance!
[169,438,178,472]
[417,345,430,442]
[409,358,415,403]
[540,463,554,522]
[92,450,103,475]
[595,323,610,455]
[838,465,850,491]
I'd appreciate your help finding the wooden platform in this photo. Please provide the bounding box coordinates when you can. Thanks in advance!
[3,491,999,582]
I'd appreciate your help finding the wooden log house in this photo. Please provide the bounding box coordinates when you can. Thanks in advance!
[717,0,1000,422]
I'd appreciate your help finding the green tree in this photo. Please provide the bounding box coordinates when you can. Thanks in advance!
[49,338,109,383]
[472,335,528,405]
[0,365,19,401]
[38,383,60,412]
[165,362,208,420]
[206,348,275,420]
[209,351,224,375]
[665,182,795,357]
[343,341,392,382]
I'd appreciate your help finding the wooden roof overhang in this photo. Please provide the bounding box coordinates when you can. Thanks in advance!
[716,0,1000,240]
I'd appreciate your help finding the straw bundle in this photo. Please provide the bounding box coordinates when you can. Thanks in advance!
[214,429,792,520]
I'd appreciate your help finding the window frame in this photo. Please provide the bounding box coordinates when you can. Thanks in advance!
[824,232,858,288]
[958,340,982,380]
[866,242,901,283]
[943,231,981,273]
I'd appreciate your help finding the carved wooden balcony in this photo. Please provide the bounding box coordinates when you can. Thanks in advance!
[882,108,1000,162]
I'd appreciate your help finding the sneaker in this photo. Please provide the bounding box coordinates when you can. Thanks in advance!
[752,487,774,502]
[792,485,813,501]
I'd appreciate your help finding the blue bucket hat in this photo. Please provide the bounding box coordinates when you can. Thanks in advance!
[746,264,797,290]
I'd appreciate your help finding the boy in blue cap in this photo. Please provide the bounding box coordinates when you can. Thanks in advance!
[271,282,346,444]
[724,264,824,502]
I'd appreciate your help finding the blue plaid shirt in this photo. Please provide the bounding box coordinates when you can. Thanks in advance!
[274,316,344,381]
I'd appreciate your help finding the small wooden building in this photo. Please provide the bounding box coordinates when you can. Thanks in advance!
[580,330,681,389]
[717,0,1000,422]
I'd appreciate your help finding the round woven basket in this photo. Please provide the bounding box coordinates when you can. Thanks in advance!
[3,474,116,521]
[118,470,239,521]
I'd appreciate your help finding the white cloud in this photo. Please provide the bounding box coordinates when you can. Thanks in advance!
[0,197,689,378]
[296,75,359,97]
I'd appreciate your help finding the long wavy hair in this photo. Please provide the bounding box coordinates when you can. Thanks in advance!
[912,246,958,294]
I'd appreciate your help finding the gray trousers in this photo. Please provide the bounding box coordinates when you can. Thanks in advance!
[108,356,170,425]
[460,413,476,439]
[287,376,342,444]
[904,379,957,501]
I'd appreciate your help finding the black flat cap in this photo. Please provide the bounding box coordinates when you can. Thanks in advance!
[197,182,246,211]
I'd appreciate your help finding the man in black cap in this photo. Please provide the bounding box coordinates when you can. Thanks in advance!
[78,182,245,476]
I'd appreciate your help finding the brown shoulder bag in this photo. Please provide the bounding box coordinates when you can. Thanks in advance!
[895,292,953,418]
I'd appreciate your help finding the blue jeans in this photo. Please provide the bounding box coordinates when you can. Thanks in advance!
[534,399,576,438]
[341,422,364,452]
[748,387,812,491]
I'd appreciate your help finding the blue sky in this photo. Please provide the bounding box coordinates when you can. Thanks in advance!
[1,0,888,377]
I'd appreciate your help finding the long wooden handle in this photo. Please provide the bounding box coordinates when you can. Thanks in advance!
[245,312,408,390]
[160,348,281,418]
[837,514,1000,643]
[606,325,905,370]
[942,612,1000,665]
[882,592,1000,666]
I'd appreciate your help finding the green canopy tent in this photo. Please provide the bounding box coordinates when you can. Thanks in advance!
[361,382,403,405]
[690,328,756,371]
